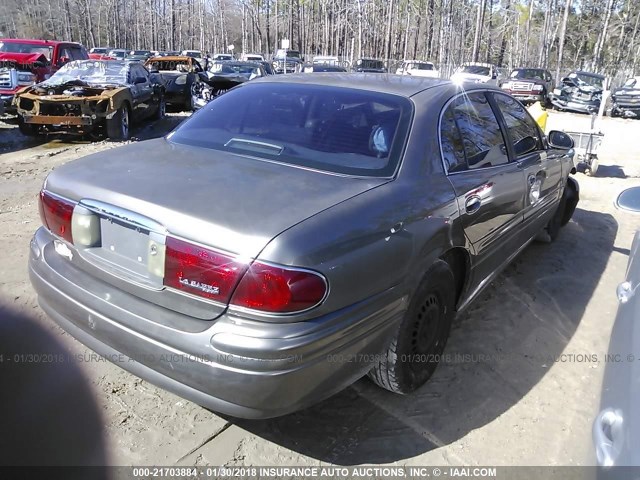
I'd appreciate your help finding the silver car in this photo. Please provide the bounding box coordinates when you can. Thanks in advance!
[594,187,640,470]
[30,74,577,418]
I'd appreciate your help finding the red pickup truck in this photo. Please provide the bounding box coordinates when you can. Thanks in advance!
[0,39,88,114]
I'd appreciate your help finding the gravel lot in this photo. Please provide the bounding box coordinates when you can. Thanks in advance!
[0,109,639,467]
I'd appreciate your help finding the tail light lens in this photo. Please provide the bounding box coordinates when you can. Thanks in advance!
[164,237,327,314]
[164,237,249,303]
[39,190,75,243]
[230,262,327,313]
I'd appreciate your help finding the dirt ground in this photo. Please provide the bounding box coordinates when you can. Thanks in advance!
[0,108,638,467]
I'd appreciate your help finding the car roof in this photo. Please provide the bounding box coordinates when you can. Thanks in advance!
[0,38,68,46]
[252,73,454,97]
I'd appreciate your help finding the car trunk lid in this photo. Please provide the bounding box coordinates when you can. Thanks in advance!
[43,138,387,320]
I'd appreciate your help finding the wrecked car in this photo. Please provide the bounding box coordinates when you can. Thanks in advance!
[191,61,267,109]
[610,77,640,119]
[145,56,208,111]
[14,60,165,140]
[550,70,605,114]
[500,68,554,105]
[1,39,88,114]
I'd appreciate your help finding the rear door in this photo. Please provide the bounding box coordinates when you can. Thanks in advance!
[490,92,563,231]
[441,91,525,276]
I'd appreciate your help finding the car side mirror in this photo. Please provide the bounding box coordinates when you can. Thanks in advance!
[57,56,70,67]
[134,76,147,85]
[548,130,574,149]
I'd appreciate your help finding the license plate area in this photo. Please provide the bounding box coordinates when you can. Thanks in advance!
[100,219,150,275]
[75,200,166,289]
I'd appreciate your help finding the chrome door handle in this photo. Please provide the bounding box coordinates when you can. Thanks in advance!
[464,195,482,214]
[593,409,623,466]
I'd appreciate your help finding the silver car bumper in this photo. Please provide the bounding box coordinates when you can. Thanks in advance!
[29,227,404,418]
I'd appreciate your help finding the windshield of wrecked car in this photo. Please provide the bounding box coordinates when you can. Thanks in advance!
[569,72,604,88]
[44,61,128,86]
[623,78,638,88]
[169,83,412,177]
[511,69,545,80]
[0,42,53,61]
[210,63,261,77]
[461,65,490,75]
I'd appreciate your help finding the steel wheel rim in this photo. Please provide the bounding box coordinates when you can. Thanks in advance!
[410,293,443,357]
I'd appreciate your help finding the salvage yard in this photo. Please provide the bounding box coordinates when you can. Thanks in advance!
[1,109,639,466]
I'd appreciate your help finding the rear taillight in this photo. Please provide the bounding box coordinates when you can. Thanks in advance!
[230,262,327,313]
[39,190,75,243]
[164,237,327,313]
[164,237,249,303]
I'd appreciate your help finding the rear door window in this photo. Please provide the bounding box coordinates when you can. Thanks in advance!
[441,92,510,171]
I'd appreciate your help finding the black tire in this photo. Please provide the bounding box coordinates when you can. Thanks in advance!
[368,260,456,394]
[18,116,39,137]
[153,95,166,120]
[545,180,578,241]
[106,104,131,140]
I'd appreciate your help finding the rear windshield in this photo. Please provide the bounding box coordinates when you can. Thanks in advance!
[169,83,412,177]
[461,65,490,75]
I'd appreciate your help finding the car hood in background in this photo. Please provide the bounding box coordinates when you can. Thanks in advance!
[44,138,388,258]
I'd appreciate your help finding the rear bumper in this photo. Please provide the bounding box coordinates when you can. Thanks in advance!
[29,227,404,419]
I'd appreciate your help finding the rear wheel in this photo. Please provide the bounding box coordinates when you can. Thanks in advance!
[368,260,455,394]
[106,104,130,140]
[543,179,578,241]
[18,116,39,137]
